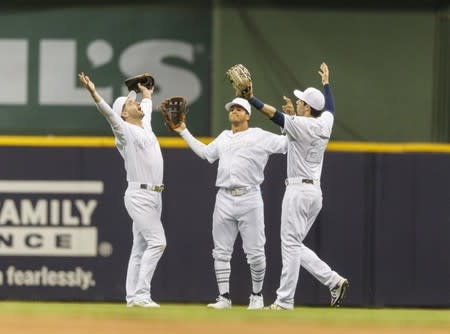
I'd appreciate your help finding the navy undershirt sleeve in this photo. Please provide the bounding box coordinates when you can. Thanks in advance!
[323,84,335,115]
[270,110,285,127]
[250,96,285,127]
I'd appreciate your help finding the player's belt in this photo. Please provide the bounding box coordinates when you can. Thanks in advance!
[128,182,165,192]
[285,178,315,186]
[222,186,258,196]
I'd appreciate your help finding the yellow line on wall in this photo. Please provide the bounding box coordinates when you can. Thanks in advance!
[0,136,116,147]
[0,136,449,153]
[327,141,450,153]
[0,136,212,148]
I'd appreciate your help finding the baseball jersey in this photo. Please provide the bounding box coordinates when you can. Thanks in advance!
[96,98,163,184]
[182,127,288,188]
[283,111,334,181]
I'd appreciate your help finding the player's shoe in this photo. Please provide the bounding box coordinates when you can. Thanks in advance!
[133,299,160,308]
[207,296,232,309]
[126,301,134,308]
[248,294,264,310]
[330,278,349,307]
[264,302,288,310]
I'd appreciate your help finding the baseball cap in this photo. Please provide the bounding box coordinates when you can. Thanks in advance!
[293,87,325,111]
[112,90,137,116]
[225,97,252,116]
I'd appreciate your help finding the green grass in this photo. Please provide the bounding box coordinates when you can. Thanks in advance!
[0,301,449,328]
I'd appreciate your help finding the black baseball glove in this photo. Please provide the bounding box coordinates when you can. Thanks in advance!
[125,73,155,93]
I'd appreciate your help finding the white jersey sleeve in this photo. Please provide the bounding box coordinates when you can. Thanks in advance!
[203,131,227,163]
[96,99,127,146]
[319,111,334,134]
[283,115,307,140]
[259,129,288,154]
[283,111,334,141]
[140,98,153,126]
[180,128,208,160]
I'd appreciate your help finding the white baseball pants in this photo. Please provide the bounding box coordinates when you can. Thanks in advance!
[212,188,265,264]
[211,188,266,295]
[275,182,342,309]
[124,187,166,304]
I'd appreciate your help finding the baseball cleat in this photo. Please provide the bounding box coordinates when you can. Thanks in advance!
[248,294,264,310]
[133,299,160,308]
[330,278,349,307]
[264,302,288,310]
[207,296,232,309]
[126,301,134,308]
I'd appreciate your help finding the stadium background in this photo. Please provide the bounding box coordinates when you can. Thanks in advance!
[0,0,449,310]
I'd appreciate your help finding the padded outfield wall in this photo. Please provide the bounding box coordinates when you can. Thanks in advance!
[0,141,448,307]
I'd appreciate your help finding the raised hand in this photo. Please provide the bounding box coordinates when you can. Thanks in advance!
[318,62,329,85]
[78,72,100,103]
[173,121,186,133]
[138,82,154,99]
[78,72,96,93]
[282,96,295,115]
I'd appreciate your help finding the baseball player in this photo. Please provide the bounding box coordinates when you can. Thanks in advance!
[246,63,348,310]
[172,97,288,309]
[79,72,166,308]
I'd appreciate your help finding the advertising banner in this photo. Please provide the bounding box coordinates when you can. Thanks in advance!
[0,147,220,302]
[0,148,131,300]
[0,6,212,136]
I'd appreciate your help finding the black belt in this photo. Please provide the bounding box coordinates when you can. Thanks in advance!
[302,179,314,184]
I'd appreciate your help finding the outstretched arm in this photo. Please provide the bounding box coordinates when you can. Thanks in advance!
[173,122,208,160]
[79,72,101,103]
[78,72,126,142]
[139,83,154,124]
[319,62,335,114]
[79,72,118,122]
[248,96,286,127]
[241,73,286,127]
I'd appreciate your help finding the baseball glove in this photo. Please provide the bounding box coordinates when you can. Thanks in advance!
[159,96,188,131]
[125,73,155,93]
[225,64,253,99]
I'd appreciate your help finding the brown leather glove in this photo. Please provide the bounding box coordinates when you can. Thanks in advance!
[159,96,188,131]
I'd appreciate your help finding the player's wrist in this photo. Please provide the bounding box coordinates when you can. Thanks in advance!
[249,97,264,110]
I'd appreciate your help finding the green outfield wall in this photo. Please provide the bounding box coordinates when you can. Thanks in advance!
[0,5,212,136]
[0,1,448,141]
[212,7,439,141]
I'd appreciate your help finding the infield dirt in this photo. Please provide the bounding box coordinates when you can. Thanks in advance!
[1,314,449,334]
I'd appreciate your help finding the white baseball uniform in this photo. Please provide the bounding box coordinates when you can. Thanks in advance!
[96,97,166,305]
[275,110,344,309]
[180,127,288,299]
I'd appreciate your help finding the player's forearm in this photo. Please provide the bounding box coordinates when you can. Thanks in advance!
[249,97,285,127]
[179,128,207,160]
[96,99,123,129]
[323,84,335,114]
[142,90,151,100]
[249,97,275,118]
[88,89,101,104]
[141,98,153,123]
